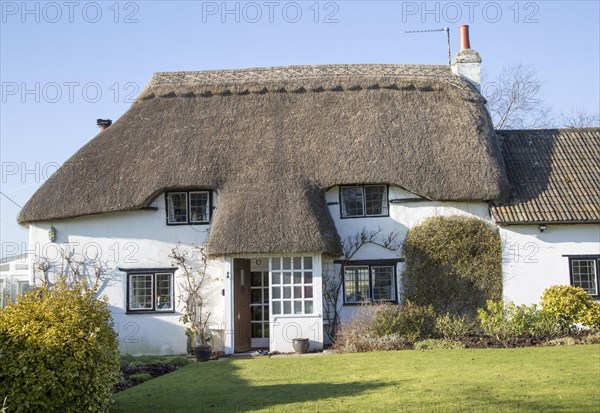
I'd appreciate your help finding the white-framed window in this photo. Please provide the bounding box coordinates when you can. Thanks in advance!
[127,271,175,312]
[166,190,211,225]
[569,256,600,297]
[340,185,388,218]
[271,257,314,315]
[343,261,397,304]
[0,276,31,309]
[250,271,269,339]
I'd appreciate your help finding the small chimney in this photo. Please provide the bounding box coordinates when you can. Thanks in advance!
[451,25,481,90]
[97,119,112,131]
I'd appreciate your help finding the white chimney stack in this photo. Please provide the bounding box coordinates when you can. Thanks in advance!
[451,25,482,91]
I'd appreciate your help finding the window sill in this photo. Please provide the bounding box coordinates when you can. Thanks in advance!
[126,310,176,314]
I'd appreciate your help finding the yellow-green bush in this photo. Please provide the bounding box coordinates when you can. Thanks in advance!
[541,285,600,330]
[403,216,502,317]
[0,280,120,413]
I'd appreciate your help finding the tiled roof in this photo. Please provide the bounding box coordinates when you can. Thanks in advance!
[491,128,600,224]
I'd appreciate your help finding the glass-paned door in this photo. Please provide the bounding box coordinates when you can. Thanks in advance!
[250,271,269,347]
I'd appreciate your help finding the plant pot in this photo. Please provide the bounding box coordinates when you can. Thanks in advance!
[292,338,310,354]
[194,344,212,362]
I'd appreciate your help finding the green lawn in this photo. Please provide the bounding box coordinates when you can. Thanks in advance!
[112,345,600,413]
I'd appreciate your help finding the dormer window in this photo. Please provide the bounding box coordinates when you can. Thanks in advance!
[340,185,388,218]
[166,190,211,225]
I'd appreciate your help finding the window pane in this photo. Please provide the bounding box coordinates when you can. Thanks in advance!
[365,185,387,216]
[130,274,153,310]
[341,186,364,217]
[303,257,313,270]
[251,288,263,304]
[372,266,395,301]
[283,287,292,299]
[167,193,187,223]
[293,257,302,269]
[305,301,313,314]
[272,287,281,299]
[251,272,263,287]
[155,273,172,310]
[251,306,263,321]
[189,191,209,222]
[572,260,598,295]
[272,258,281,270]
[272,272,281,285]
[251,322,263,338]
[294,272,302,284]
[294,301,303,314]
[304,286,313,298]
[344,266,370,303]
[272,301,281,315]
[304,272,313,284]
[283,301,292,314]
[283,272,292,285]
[294,286,302,299]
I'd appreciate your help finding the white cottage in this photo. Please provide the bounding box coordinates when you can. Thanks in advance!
[17,28,599,355]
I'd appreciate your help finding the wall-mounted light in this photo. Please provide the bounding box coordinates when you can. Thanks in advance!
[48,226,56,242]
[538,224,547,233]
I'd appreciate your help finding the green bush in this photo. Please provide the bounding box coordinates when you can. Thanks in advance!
[541,285,600,330]
[403,216,502,317]
[370,302,435,342]
[434,313,475,340]
[414,339,465,350]
[0,279,120,413]
[477,300,565,345]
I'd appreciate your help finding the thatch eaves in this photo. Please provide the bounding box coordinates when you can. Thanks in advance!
[18,64,508,257]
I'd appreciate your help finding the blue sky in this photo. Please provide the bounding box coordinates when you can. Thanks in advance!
[1,0,599,256]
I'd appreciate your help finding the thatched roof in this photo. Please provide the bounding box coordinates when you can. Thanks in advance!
[492,128,600,224]
[19,64,508,257]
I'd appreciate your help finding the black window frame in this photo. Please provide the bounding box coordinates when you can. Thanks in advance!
[165,190,213,225]
[340,260,400,305]
[339,185,389,219]
[565,255,600,298]
[124,268,177,313]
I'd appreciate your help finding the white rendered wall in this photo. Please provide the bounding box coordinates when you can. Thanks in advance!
[326,185,491,322]
[501,224,600,305]
[27,194,226,356]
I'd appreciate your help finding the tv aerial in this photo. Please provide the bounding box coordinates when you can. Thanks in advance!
[405,27,451,65]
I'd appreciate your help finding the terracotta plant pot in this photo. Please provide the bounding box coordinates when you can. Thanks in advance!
[292,338,310,354]
[194,344,212,362]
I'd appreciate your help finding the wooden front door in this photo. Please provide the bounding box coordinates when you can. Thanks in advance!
[233,259,252,352]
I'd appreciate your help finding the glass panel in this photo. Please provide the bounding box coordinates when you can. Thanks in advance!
[283,287,292,299]
[344,266,370,303]
[303,257,313,270]
[272,287,281,299]
[283,272,292,285]
[264,323,269,338]
[372,266,395,301]
[572,260,598,295]
[283,257,292,270]
[305,301,313,314]
[364,185,387,216]
[283,301,292,314]
[272,257,281,270]
[293,257,302,269]
[189,191,209,222]
[251,306,263,321]
[272,301,281,315]
[304,286,313,299]
[341,186,364,217]
[167,192,187,223]
[251,323,263,338]
[251,288,262,304]
[155,273,172,310]
[304,272,313,284]
[294,286,302,299]
[272,272,281,285]
[294,272,302,284]
[251,272,263,287]
[263,271,269,286]
[264,287,269,302]
[294,301,302,314]
[265,307,269,319]
[130,274,153,310]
